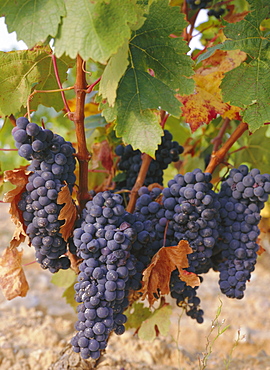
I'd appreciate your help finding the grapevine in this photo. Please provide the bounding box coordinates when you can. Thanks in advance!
[1,0,270,367]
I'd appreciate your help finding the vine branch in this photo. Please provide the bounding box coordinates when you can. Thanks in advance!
[73,55,91,212]
[211,118,230,152]
[205,121,248,174]
[126,154,152,213]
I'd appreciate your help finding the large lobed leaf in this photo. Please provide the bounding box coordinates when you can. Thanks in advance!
[0,0,66,48]
[222,60,270,132]
[0,46,74,116]
[101,0,194,156]
[54,0,144,63]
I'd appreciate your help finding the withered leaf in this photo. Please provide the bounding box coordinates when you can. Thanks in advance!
[57,185,78,241]
[0,247,29,300]
[91,140,114,172]
[179,269,201,287]
[3,167,29,228]
[141,240,200,306]
[10,223,26,249]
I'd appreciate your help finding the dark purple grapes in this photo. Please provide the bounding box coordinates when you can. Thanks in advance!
[115,130,183,190]
[71,191,153,360]
[13,117,77,272]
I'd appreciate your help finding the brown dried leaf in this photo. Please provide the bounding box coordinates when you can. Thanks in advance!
[179,269,200,287]
[57,185,78,241]
[140,240,200,306]
[10,223,27,249]
[91,140,114,172]
[0,247,29,300]
[3,167,29,227]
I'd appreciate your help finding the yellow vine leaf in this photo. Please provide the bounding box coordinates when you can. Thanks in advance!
[178,50,247,131]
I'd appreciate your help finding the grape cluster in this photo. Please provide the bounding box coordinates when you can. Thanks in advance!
[187,0,211,10]
[215,165,270,299]
[71,191,150,359]
[115,130,183,190]
[133,169,220,323]
[135,170,220,274]
[13,116,76,272]
[132,165,270,321]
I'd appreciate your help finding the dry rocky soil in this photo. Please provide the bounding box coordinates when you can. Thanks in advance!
[1,203,270,370]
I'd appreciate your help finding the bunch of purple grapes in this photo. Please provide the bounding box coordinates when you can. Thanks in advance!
[115,130,183,189]
[71,191,153,359]
[214,165,270,299]
[13,117,76,272]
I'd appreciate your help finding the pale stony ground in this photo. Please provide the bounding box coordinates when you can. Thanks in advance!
[1,202,270,370]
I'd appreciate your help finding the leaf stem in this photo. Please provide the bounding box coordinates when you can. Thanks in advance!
[0,148,18,151]
[160,110,169,129]
[182,1,189,42]
[205,121,248,173]
[73,55,91,212]
[86,77,101,94]
[188,9,201,43]
[192,34,219,61]
[26,86,74,121]
[51,54,71,113]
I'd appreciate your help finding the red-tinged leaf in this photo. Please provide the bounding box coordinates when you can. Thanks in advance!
[57,185,78,241]
[140,240,200,306]
[223,5,250,24]
[91,140,114,172]
[0,247,29,300]
[3,167,29,228]
[178,50,246,132]
[179,269,200,287]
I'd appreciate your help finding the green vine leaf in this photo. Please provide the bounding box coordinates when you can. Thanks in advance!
[198,0,270,131]
[0,46,75,116]
[99,40,130,107]
[54,0,144,64]
[125,302,152,330]
[102,0,194,156]
[232,126,270,173]
[0,0,66,48]
[138,304,172,341]
[222,0,270,59]
[221,60,270,132]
